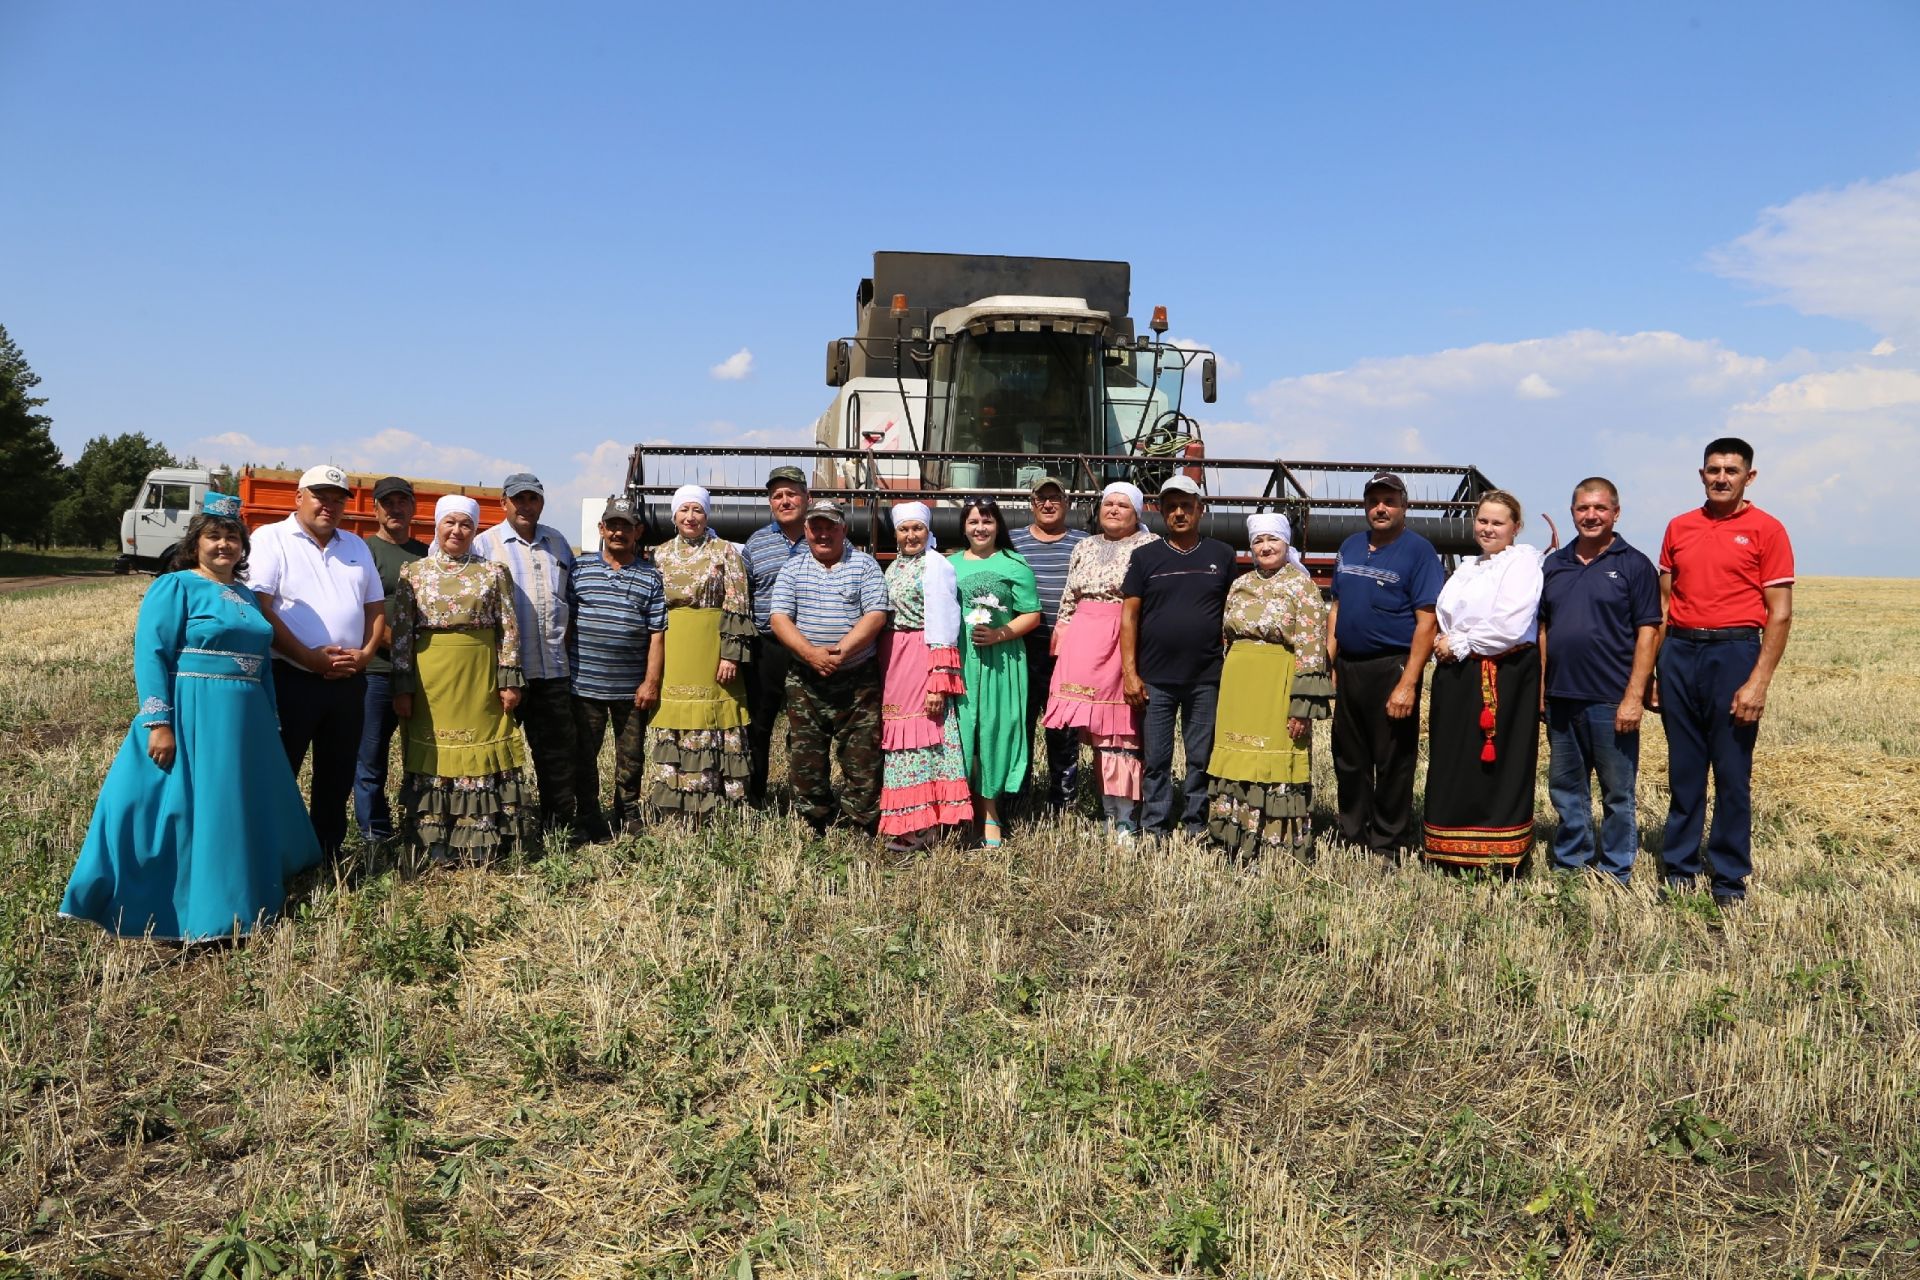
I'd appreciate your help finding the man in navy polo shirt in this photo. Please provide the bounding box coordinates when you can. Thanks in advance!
[1652,437,1794,907]
[1121,475,1237,839]
[1327,472,1443,859]
[741,465,811,806]
[1538,478,1661,885]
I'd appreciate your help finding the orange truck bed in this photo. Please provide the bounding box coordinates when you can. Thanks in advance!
[238,467,507,543]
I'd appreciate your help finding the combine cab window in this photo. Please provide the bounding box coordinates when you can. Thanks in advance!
[933,330,1099,490]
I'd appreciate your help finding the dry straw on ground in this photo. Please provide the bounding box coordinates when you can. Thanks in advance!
[1,577,1915,1278]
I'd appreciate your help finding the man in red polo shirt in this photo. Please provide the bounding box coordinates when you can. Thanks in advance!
[1652,436,1794,907]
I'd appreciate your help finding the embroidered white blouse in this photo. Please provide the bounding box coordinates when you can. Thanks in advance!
[1434,543,1545,658]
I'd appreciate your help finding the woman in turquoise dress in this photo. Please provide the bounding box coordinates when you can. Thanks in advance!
[60,494,321,942]
[949,498,1042,847]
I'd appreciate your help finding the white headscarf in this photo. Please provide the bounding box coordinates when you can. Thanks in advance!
[671,484,711,515]
[1248,512,1306,570]
[891,501,958,646]
[1101,481,1145,519]
[433,494,481,551]
[891,501,935,549]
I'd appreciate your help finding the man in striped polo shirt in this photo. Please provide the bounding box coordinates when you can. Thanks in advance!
[1009,475,1087,811]
[567,496,667,842]
[475,472,579,841]
[767,499,891,837]
[1652,437,1794,908]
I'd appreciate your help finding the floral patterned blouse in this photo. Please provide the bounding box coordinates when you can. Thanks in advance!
[653,533,754,661]
[1055,528,1160,628]
[391,551,522,691]
[886,553,962,678]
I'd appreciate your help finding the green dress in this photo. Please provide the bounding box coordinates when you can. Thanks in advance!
[949,549,1040,799]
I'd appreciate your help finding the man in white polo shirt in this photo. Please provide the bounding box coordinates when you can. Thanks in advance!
[246,464,386,862]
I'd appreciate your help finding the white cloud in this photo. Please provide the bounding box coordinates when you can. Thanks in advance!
[1735,365,1920,416]
[1223,326,1913,572]
[1168,337,1243,380]
[1871,339,1898,357]
[709,348,755,381]
[1708,168,1920,345]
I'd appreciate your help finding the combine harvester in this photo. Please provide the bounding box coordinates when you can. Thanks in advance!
[622,252,1496,569]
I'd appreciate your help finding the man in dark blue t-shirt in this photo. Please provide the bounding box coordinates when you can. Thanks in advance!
[1328,472,1442,858]
[1539,477,1662,885]
[1122,475,1237,838]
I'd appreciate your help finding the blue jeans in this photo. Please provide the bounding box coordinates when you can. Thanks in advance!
[1545,698,1640,884]
[1141,681,1218,836]
[353,670,400,842]
[1658,633,1761,899]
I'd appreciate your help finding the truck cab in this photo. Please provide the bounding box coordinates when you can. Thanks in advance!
[117,467,224,572]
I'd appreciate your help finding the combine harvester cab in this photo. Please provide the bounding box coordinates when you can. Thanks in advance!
[625,252,1496,568]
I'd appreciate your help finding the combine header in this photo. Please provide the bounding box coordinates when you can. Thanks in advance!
[624,252,1496,564]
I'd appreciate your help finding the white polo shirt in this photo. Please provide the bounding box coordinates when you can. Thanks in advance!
[246,514,385,662]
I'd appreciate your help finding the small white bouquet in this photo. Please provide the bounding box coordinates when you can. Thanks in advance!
[965,590,1002,629]
[965,606,993,627]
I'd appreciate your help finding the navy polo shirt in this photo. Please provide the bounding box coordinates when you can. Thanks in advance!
[1538,535,1662,703]
[1331,529,1443,657]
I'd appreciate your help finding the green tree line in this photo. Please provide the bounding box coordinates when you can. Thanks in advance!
[1,322,183,550]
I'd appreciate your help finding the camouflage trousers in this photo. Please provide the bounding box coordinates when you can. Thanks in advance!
[784,660,882,832]
[571,695,648,840]
[515,677,578,833]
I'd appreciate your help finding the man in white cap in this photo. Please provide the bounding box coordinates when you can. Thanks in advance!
[246,464,386,861]
[474,471,580,842]
[1121,474,1237,839]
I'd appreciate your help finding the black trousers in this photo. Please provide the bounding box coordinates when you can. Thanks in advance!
[274,665,367,860]
[516,677,578,832]
[1022,634,1081,810]
[745,636,792,805]
[1332,651,1422,855]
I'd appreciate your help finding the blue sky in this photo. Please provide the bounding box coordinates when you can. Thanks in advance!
[5,2,1917,572]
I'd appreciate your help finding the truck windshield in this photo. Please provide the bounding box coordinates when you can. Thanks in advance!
[939,330,1099,464]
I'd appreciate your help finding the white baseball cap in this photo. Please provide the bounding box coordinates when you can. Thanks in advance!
[299,464,351,492]
[1159,474,1201,497]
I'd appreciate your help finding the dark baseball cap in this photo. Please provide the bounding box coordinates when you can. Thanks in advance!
[1028,474,1066,495]
[803,498,846,525]
[1363,471,1408,496]
[372,475,414,501]
[766,465,808,490]
[503,472,544,497]
[600,495,638,524]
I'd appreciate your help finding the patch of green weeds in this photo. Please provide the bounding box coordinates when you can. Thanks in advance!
[775,1025,904,1113]
[1493,951,1538,1008]
[1385,1106,1532,1233]
[1148,1187,1231,1275]
[506,1009,582,1088]
[1682,985,1742,1040]
[662,1117,762,1243]
[363,905,477,986]
[1647,1102,1729,1165]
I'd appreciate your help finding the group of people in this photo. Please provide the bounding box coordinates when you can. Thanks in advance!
[59,435,1792,942]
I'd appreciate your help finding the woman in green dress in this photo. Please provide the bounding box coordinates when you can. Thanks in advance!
[391,495,533,865]
[949,498,1041,847]
[648,484,754,820]
[1205,513,1332,859]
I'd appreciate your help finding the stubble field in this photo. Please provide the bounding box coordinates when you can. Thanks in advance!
[0,576,1916,1279]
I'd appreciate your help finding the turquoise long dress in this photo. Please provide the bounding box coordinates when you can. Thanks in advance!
[60,572,321,942]
[950,549,1040,799]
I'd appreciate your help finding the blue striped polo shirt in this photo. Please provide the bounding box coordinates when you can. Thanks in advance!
[1009,525,1087,633]
[743,520,809,635]
[567,552,668,701]
[767,547,891,666]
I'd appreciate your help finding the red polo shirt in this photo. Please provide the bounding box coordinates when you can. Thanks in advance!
[1658,502,1794,629]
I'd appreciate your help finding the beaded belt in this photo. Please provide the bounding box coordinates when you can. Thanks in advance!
[177,646,266,683]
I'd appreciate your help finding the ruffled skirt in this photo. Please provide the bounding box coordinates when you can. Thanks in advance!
[1041,601,1141,799]
[400,629,532,861]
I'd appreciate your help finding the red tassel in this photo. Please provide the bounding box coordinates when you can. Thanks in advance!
[1480,741,1497,763]
[1479,706,1496,731]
